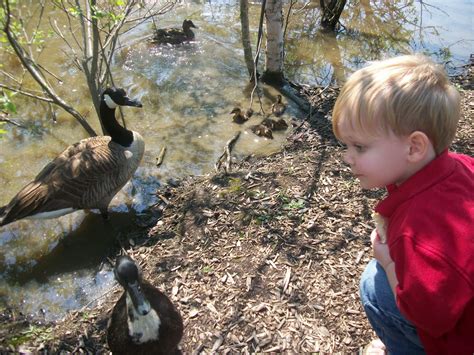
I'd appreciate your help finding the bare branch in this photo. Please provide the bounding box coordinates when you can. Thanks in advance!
[3,0,96,136]
[0,112,27,128]
[0,83,54,103]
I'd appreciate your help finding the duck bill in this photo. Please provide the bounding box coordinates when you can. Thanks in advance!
[123,97,143,108]
[127,282,151,315]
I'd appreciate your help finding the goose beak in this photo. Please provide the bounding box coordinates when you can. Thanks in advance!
[127,282,151,315]
[123,97,143,108]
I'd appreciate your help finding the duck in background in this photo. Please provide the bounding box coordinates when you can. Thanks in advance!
[107,255,183,355]
[271,94,286,117]
[152,19,197,45]
[0,87,144,227]
[230,107,253,124]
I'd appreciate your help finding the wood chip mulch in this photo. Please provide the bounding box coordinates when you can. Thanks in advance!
[1,66,472,354]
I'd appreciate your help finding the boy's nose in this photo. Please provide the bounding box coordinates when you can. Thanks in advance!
[343,150,353,166]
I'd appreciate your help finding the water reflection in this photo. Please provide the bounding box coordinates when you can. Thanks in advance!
[0,0,471,320]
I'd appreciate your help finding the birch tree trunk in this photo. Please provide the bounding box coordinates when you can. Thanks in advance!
[262,0,285,84]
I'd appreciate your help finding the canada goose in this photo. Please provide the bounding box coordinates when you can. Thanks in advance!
[152,19,197,45]
[271,94,286,117]
[250,124,273,139]
[0,87,144,227]
[107,255,183,355]
[230,107,253,124]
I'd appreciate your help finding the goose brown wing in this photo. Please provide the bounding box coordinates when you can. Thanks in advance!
[46,138,135,209]
[1,137,133,223]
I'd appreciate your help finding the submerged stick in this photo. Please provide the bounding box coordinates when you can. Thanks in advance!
[156,146,167,167]
[215,132,241,174]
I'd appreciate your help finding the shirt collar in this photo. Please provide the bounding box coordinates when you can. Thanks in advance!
[375,150,454,217]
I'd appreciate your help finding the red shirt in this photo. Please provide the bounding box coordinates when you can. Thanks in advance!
[375,150,474,354]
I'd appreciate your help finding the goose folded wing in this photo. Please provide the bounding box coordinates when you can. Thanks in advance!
[50,141,136,209]
[10,138,135,215]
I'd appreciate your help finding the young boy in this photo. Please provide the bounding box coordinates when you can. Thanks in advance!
[331,54,473,354]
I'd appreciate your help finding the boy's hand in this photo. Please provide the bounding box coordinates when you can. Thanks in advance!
[370,229,393,269]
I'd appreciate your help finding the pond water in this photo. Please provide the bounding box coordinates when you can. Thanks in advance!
[0,0,472,321]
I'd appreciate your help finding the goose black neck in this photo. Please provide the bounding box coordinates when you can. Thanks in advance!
[100,99,133,147]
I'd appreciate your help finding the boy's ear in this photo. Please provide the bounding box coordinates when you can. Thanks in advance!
[407,131,433,162]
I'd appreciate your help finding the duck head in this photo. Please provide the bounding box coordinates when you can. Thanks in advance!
[183,19,197,30]
[102,87,143,109]
[114,256,151,316]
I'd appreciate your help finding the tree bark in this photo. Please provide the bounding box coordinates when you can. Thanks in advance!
[240,0,255,80]
[320,0,347,32]
[262,0,285,85]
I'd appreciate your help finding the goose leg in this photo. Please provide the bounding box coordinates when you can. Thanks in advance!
[100,208,110,220]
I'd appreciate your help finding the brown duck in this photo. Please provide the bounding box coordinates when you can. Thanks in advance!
[0,88,144,227]
[107,255,184,355]
[152,19,197,45]
[271,94,286,116]
[230,107,253,124]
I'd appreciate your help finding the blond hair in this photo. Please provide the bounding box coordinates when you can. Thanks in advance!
[332,54,460,154]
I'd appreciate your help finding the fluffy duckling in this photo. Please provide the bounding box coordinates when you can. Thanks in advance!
[107,256,183,355]
[152,19,197,45]
[261,117,288,131]
[272,118,288,131]
[230,107,253,124]
[251,124,273,139]
[271,94,286,117]
[0,88,144,227]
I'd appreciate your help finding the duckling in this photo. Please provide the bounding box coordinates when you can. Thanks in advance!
[251,124,273,139]
[0,88,144,227]
[152,19,197,45]
[261,117,275,129]
[230,107,253,124]
[272,118,288,131]
[271,94,286,117]
[261,117,288,131]
[107,256,183,355]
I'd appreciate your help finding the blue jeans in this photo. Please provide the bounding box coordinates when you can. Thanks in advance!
[360,259,425,354]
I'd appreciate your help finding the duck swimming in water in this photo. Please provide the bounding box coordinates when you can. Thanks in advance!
[250,123,273,139]
[230,107,253,124]
[261,117,288,131]
[271,94,286,117]
[0,87,144,227]
[152,19,197,45]
[107,255,184,355]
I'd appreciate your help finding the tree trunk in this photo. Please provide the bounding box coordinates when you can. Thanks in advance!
[240,0,255,80]
[320,0,347,32]
[262,0,285,85]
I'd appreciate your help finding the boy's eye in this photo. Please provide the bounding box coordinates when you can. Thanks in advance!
[354,144,366,152]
